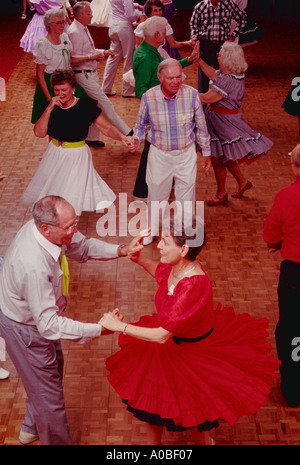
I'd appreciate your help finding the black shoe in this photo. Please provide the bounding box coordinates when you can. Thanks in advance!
[86,140,105,147]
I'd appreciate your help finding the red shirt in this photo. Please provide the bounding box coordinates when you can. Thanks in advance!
[263,180,300,262]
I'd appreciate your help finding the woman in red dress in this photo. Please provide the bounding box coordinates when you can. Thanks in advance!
[100,226,280,445]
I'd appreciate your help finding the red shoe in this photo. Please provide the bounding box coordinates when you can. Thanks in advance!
[206,193,228,206]
[231,180,253,198]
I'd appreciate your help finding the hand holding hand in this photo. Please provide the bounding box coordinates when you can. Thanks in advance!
[104,49,114,58]
[99,308,125,332]
[189,40,200,62]
[122,136,139,152]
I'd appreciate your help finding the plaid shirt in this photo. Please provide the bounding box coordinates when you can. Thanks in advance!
[133,84,211,156]
[190,0,247,42]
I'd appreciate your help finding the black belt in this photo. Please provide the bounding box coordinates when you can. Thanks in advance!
[172,326,214,345]
[73,69,96,73]
[200,37,224,45]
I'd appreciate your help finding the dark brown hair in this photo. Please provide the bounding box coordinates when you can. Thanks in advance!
[50,69,77,89]
[163,217,205,261]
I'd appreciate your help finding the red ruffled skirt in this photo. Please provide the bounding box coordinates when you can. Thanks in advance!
[106,304,280,429]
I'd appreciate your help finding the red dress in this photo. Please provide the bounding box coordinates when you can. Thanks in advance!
[106,263,280,430]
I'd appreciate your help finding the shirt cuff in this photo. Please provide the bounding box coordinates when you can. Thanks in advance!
[81,323,102,341]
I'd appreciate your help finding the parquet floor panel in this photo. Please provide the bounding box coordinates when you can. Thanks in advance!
[1,7,300,445]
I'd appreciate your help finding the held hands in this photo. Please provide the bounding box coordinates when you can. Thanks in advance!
[99,308,125,333]
[189,40,200,63]
[116,229,150,258]
[91,49,114,61]
[186,38,198,48]
[122,136,139,152]
[103,49,115,59]
[127,228,150,258]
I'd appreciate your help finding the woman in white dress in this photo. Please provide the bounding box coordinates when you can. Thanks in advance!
[22,70,134,215]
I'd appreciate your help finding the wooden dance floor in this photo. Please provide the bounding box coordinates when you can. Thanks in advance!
[1,3,300,445]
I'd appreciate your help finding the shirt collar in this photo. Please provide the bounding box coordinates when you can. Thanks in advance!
[142,40,161,55]
[159,84,180,101]
[73,18,86,32]
[32,223,61,262]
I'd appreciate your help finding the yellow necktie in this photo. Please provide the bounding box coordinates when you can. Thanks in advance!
[60,248,70,297]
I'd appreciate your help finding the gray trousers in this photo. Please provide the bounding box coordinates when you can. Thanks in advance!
[0,308,72,445]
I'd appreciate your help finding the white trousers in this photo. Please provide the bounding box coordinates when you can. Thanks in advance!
[146,143,197,236]
[102,20,136,96]
[75,70,130,141]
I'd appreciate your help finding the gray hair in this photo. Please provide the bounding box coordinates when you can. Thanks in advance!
[44,8,66,32]
[73,1,91,18]
[142,16,168,38]
[157,58,182,78]
[292,144,300,166]
[219,41,248,74]
[32,196,69,228]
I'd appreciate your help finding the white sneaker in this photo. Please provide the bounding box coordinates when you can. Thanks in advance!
[0,367,10,379]
[19,430,39,444]
[143,235,153,246]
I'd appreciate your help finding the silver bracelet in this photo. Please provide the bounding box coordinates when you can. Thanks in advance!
[123,323,128,335]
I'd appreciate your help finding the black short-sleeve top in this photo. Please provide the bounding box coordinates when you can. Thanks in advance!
[47,97,102,142]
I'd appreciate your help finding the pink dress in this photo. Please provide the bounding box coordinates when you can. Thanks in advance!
[20,0,63,53]
[106,263,280,430]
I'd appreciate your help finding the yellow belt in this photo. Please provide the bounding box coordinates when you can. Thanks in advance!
[52,138,85,148]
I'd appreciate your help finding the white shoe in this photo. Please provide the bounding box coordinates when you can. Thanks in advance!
[143,235,153,246]
[19,430,39,444]
[0,367,10,379]
[288,151,292,156]
[21,14,26,19]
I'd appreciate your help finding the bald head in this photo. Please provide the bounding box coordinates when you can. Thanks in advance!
[32,195,73,228]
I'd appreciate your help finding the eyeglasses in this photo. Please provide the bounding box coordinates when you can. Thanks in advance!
[47,217,79,235]
[52,20,66,25]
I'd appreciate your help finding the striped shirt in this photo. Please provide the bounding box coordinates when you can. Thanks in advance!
[190,0,247,42]
[133,84,211,155]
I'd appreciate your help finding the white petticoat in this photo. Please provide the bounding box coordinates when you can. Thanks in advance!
[21,141,116,215]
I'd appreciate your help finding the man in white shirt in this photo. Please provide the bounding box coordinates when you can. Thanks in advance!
[68,1,131,147]
[0,195,143,445]
[102,0,142,97]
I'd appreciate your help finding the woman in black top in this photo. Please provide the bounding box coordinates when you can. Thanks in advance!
[22,70,134,215]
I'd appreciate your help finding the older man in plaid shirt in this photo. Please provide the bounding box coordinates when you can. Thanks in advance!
[190,0,247,93]
[131,59,211,244]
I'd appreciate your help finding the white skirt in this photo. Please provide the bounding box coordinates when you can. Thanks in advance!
[21,141,116,215]
[90,0,112,27]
